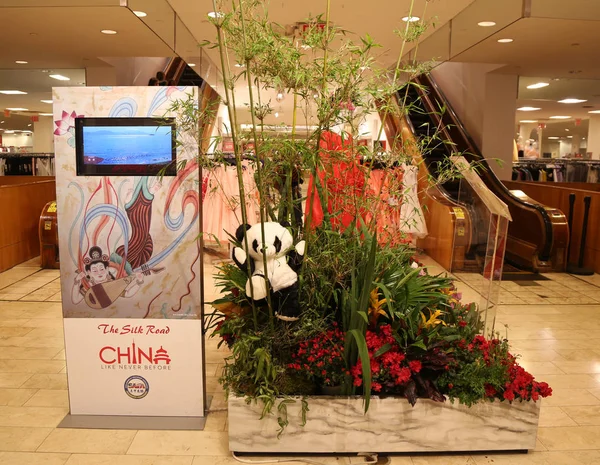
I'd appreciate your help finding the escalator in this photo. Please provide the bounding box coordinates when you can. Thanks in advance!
[403,74,568,272]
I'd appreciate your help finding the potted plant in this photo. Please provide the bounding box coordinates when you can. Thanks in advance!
[170,0,552,453]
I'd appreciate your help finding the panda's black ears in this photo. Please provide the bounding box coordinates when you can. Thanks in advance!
[235,224,252,242]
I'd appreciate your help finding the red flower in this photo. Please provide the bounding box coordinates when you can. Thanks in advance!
[409,360,422,373]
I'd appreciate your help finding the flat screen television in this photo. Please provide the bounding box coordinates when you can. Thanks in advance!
[75,117,177,176]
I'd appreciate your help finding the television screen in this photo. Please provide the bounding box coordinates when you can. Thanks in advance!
[75,117,177,176]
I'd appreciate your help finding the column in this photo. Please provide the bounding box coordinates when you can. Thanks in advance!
[587,115,600,159]
[33,116,54,153]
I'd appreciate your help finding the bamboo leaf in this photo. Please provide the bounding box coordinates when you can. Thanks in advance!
[347,329,371,412]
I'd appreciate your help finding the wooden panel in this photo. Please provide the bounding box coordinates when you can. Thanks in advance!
[0,179,56,272]
[505,181,600,273]
[0,176,54,186]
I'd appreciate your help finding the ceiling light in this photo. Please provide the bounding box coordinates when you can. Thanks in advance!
[550,116,571,119]
[39,113,53,116]
[4,130,14,134]
[40,99,53,104]
[133,10,147,17]
[567,135,573,138]
[49,74,70,81]
[402,16,420,22]
[0,90,27,95]
[497,39,513,43]
[527,82,549,89]
[517,106,541,111]
[15,61,28,64]
[588,110,600,114]
[565,128,570,131]
[5,108,28,111]
[520,120,538,123]
[234,63,245,68]
[478,21,496,27]
[558,98,587,104]
[548,136,560,140]
[27,124,31,127]
[207,11,223,18]
[0,121,3,123]
[101,30,118,35]
[275,112,280,118]
[188,63,196,67]
[300,44,312,50]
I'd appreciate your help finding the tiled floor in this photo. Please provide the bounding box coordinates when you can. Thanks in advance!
[2,256,600,464]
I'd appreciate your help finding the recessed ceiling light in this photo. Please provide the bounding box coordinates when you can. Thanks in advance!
[0,90,27,95]
[207,11,223,18]
[39,113,53,116]
[275,112,280,118]
[15,61,28,64]
[478,21,496,27]
[517,106,541,111]
[565,128,570,131]
[588,110,600,114]
[527,82,549,89]
[549,116,571,119]
[0,121,3,123]
[234,63,245,68]
[520,120,538,123]
[101,30,117,35]
[402,16,420,22]
[548,136,560,140]
[558,98,587,104]
[40,99,53,104]
[5,108,28,111]
[567,135,573,138]
[133,10,147,17]
[27,124,32,127]
[188,63,196,67]
[497,38,513,43]
[49,74,70,81]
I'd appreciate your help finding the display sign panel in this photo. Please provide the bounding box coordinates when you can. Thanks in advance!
[54,86,204,418]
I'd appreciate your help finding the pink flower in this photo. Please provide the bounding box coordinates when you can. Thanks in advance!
[54,110,83,136]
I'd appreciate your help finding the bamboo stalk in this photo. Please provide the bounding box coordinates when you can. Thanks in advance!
[211,0,259,329]
[237,0,276,327]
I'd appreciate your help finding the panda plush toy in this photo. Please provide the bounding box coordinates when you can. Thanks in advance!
[231,222,305,321]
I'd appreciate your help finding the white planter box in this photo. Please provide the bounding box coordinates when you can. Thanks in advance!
[228,395,541,453]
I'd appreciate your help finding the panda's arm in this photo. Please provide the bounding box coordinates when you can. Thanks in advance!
[286,240,305,271]
[232,247,248,271]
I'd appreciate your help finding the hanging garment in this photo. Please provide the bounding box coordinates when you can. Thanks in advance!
[399,163,428,239]
[202,161,259,243]
[305,131,366,231]
[364,167,406,246]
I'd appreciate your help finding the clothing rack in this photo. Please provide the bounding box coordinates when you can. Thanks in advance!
[513,159,600,183]
[0,153,55,176]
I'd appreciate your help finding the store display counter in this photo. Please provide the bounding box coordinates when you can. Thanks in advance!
[0,177,56,271]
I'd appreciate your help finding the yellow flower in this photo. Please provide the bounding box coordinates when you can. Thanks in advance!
[368,288,387,325]
[420,309,447,329]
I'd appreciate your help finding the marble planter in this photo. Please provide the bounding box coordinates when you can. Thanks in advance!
[228,395,541,453]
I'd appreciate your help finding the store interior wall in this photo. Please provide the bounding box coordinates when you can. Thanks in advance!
[85,67,118,87]
[98,57,170,86]
[2,133,33,148]
[431,62,517,181]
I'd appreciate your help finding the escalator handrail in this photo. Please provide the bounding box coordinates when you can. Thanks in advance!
[415,74,555,261]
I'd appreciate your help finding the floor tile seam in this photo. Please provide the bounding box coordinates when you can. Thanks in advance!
[32,425,57,453]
